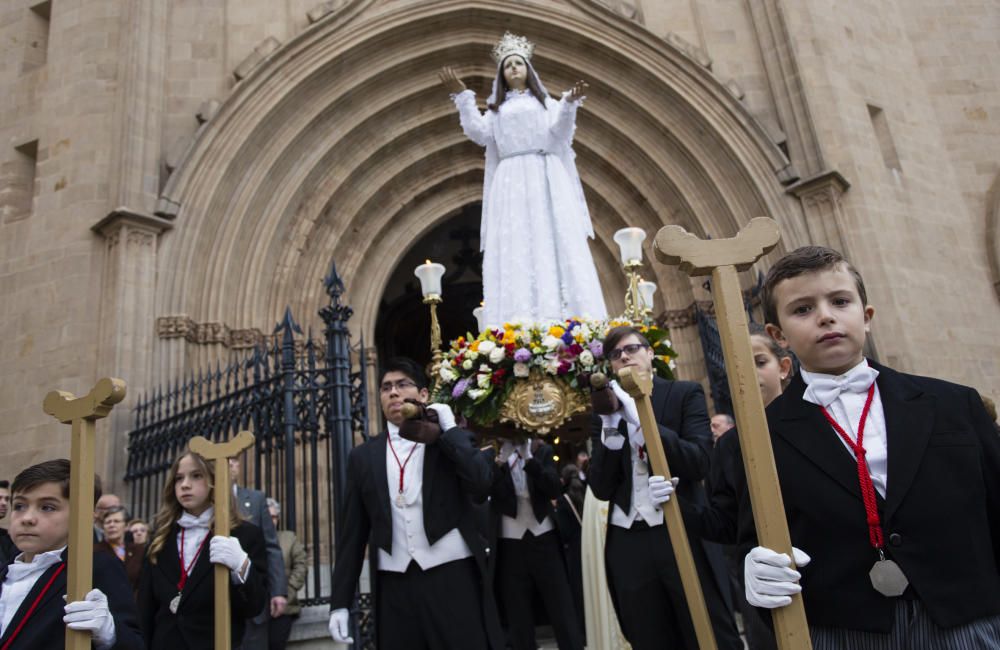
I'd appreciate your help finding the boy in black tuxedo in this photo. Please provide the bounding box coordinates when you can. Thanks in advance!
[589,325,743,650]
[327,357,503,649]
[0,459,143,649]
[743,245,1000,646]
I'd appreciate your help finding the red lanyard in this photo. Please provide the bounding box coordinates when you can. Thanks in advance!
[820,383,884,549]
[387,436,419,496]
[1,562,66,650]
[177,528,210,591]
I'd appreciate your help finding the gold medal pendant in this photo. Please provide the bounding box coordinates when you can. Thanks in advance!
[169,592,181,614]
[869,558,909,597]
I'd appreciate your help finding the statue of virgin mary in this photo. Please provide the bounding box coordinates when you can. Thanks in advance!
[440,33,607,327]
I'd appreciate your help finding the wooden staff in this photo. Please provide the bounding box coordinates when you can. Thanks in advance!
[617,366,717,650]
[653,216,812,649]
[43,377,127,650]
[189,431,256,650]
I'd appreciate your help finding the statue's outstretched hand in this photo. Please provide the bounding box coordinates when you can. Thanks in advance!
[439,67,467,95]
[566,80,588,102]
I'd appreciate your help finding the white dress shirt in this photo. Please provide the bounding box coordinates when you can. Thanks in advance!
[603,424,664,528]
[500,453,555,539]
[378,422,473,572]
[0,546,66,636]
[801,360,888,498]
[177,506,249,583]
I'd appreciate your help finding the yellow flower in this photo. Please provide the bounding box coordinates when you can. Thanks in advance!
[470,340,480,352]
[548,325,565,338]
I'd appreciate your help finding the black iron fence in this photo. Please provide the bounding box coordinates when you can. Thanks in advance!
[124,263,369,611]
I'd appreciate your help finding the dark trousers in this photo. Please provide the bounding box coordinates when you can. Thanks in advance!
[377,558,487,650]
[267,614,296,650]
[606,522,742,650]
[497,531,584,650]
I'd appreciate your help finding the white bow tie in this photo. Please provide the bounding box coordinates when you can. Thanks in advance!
[178,506,214,530]
[803,365,879,407]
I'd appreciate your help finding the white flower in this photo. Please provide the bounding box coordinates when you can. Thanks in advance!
[468,388,485,400]
[542,335,562,350]
[489,347,505,364]
[462,359,473,371]
[477,373,491,388]
[579,350,595,367]
[545,359,560,374]
[513,362,530,378]
[479,363,492,372]
[439,365,458,382]
[521,332,533,345]
[478,340,496,355]
[467,351,479,361]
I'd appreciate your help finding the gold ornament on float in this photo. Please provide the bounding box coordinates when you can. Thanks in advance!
[498,370,588,435]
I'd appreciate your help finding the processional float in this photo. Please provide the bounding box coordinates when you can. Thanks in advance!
[410,218,811,649]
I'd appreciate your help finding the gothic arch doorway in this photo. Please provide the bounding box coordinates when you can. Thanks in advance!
[375,204,483,367]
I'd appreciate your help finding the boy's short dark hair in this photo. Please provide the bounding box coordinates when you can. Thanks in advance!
[379,357,428,390]
[0,480,9,490]
[603,326,651,356]
[12,459,71,501]
[12,459,101,506]
[761,246,868,326]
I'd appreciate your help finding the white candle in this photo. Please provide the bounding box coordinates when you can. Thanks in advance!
[414,259,446,297]
[472,305,485,332]
[638,280,657,311]
[613,227,646,266]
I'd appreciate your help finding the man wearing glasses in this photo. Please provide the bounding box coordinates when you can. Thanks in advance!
[588,326,741,650]
[328,357,503,649]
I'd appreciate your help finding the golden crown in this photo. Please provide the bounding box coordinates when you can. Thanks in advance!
[491,32,534,64]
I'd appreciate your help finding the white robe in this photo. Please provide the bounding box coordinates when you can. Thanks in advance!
[452,88,608,326]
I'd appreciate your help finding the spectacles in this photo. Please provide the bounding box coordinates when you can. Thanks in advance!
[608,343,649,361]
[379,379,419,394]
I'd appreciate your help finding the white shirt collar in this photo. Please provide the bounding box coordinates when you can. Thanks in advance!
[177,506,214,530]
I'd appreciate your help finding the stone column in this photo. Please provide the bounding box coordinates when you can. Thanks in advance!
[786,170,851,252]
[92,208,172,496]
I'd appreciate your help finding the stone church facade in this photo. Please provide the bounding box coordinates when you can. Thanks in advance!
[2,0,998,496]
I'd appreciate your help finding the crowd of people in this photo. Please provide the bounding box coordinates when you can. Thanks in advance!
[1,244,999,650]
[0,455,308,649]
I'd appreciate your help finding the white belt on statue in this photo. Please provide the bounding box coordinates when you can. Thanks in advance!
[500,149,549,160]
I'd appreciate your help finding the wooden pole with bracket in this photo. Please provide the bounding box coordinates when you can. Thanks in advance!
[617,366,717,649]
[189,431,256,650]
[653,216,812,649]
[43,377,127,650]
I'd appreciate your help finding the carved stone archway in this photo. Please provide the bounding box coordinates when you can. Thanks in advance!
[153,0,800,380]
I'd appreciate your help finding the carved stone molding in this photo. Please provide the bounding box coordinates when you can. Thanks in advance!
[92,206,173,240]
[786,169,850,251]
[156,315,266,350]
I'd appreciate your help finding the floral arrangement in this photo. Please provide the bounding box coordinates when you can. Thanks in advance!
[434,318,677,426]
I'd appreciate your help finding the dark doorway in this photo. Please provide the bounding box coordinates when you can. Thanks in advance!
[375,203,484,370]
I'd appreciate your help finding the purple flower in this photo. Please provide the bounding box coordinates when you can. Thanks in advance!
[561,330,575,345]
[452,377,471,399]
[513,348,532,363]
[589,340,604,358]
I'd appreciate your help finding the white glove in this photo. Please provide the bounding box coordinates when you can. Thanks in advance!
[329,607,353,643]
[744,546,811,608]
[648,476,679,507]
[426,403,457,431]
[499,440,515,464]
[610,380,640,427]
[210,535,250,581]
[64,588,116,649]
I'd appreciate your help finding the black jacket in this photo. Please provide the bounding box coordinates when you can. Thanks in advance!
[491,442,562,524]
[137,521,267,649]
[330,426,504,649]
[0,549,144,650]
[588,376,732,615]
[735,362,1000,632]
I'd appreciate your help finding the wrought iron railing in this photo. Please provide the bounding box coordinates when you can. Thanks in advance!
[124,262,369,612]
